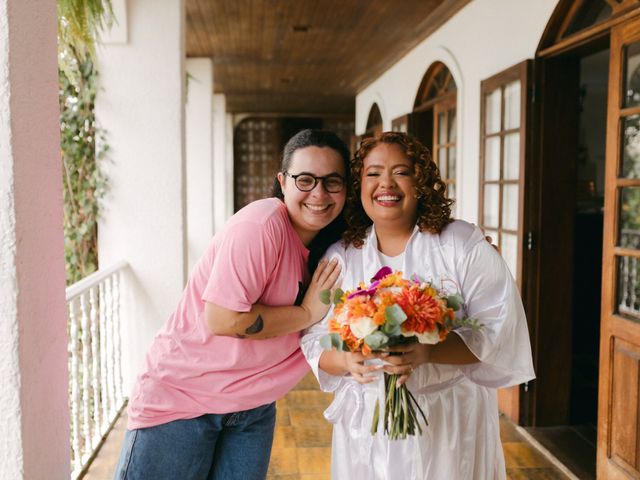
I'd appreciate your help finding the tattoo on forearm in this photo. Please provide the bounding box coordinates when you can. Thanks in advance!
[245,314,264,335]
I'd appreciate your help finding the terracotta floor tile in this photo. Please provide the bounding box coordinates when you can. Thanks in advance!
[286,391,334,411]
[289,408,329,427]
[276,403,292,426]
[267,447,299,476]
[296,447,331,474]
[500,415,523,443]
[503,442,554,469]
[272,425,297,449]
[292,372,321,391]
[506,467,569,479]
[292,420,334,448]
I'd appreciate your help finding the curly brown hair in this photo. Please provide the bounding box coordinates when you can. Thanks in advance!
[343,131,453,248]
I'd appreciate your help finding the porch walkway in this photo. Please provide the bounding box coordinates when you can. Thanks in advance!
[84,373,571,480]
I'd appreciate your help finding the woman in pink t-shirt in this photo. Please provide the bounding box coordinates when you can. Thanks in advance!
[114,130,349,480]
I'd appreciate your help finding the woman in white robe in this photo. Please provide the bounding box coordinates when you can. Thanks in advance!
[300,132,535,480]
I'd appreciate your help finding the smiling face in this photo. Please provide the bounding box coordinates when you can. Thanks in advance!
[278,146,347,245]
[360,142,419,233]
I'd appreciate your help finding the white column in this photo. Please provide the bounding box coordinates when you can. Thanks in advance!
[225,112,235,219]
[186,58,214,270]
[96,0,187,391]
[213,93,232,231]
[0,0,69,478]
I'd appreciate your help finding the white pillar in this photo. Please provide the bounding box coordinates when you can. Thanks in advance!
[186,58,214,270]
[213,93,232,231]
[96,0,187,391]
[0,0,69,478]
[225,112,235,218]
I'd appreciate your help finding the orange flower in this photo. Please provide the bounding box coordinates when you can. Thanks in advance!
[372,291,397,326]
[378,271,410,289]
[346,295,377,322]
[328,318,342,333]
[340,323,361,351]
[397,285,442,334]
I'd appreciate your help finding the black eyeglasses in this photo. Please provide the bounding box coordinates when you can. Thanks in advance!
[285,172,345,193]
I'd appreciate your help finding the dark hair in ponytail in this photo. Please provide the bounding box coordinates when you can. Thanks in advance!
[270,129,350,273]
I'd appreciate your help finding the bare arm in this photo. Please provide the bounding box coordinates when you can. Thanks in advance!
[205,258,341,339]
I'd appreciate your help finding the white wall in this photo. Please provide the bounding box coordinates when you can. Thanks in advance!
[186,58,214,270]
[0,0,69,478]
[356,0,558,223]
[213,93,233,230]
[96,0,187,391]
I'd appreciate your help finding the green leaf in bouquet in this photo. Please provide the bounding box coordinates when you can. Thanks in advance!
[385,304,407,324]
[319,289,331,305]
[333,287,345,305]
[320,333,343,351]
[382,322,401,337]
[364,331,389,350]
[446,294,464,311]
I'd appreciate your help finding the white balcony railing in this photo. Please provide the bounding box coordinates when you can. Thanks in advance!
[66,261,128,479]
[620,229,640,318]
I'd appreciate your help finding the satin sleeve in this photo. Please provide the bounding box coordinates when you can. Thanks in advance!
[453,231,536,388]
[300,245,348,393]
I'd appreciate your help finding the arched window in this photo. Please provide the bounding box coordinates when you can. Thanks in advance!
[413,62,457,200]
[538,0,639,56]
[351,103,383,154]
[366,103,383,136]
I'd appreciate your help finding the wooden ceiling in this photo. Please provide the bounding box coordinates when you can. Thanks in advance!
[186,0,470,114]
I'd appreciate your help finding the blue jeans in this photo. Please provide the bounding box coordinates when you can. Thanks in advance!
[113,402,276,479]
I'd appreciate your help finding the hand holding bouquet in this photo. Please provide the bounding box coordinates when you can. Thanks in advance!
[320,266,481,440]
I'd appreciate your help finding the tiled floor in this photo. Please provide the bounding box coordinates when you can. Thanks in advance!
[84,373,571,480]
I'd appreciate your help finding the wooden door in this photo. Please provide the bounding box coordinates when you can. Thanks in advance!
[597,15,640,479]
[479,61,532,423]
[433,97,457,200]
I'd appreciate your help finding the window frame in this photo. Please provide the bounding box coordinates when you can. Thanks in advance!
[478,61,530,287]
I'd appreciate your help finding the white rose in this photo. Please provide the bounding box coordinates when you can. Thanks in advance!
[415,329,440,345]
[335,309,349,326]
[349,316,378,339]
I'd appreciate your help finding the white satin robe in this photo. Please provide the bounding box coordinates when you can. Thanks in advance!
[301,220,535,480]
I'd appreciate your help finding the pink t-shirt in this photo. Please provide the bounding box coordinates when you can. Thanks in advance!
[127,198,311,429]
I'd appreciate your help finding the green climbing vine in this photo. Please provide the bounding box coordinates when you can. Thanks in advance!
[58,0,112,284]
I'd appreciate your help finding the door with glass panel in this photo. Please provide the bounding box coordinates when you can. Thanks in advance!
[434,97,457,200]
[597,16,640,479]
[479,61,531,422]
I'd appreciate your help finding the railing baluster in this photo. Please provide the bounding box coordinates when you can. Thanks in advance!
[99,280,108,434]
[68,298,82,476]
[80,293,92,462]
[66,261,127,479]
[113,271,123,405]
[89,287,101,448]
[106,276,115,421]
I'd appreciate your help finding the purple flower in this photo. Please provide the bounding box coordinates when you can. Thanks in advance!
[347,281,381,299]
[371,266,392,281]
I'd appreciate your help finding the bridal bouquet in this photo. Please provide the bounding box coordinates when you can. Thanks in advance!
[320,266,480,440]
